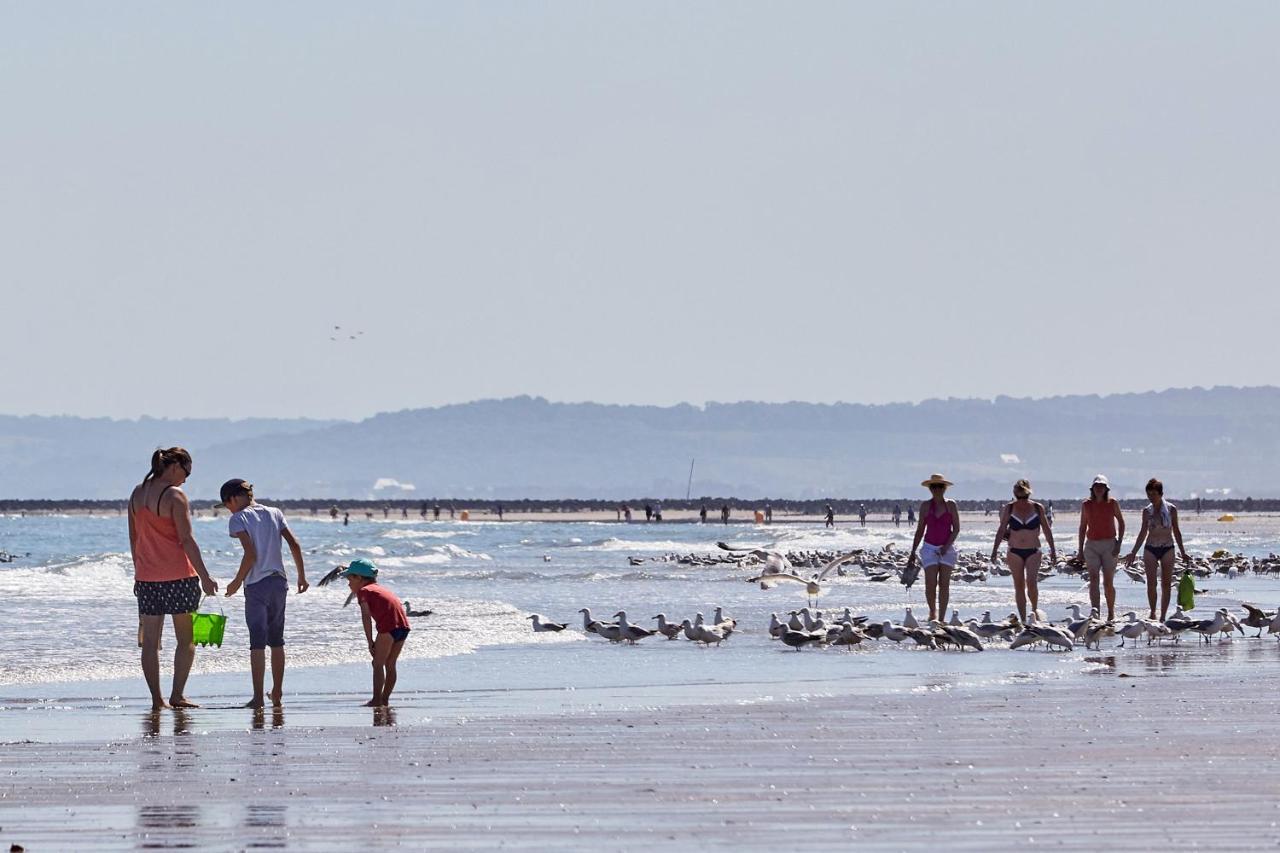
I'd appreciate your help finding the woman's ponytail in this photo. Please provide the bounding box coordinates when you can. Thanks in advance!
[143,447,192,483]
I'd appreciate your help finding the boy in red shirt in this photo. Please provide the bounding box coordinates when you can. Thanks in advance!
[340,559,410,706]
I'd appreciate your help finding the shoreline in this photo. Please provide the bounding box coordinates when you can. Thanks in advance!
[4,642,1279,850]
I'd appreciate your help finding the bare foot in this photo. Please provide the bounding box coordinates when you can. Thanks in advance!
[364,699,384,707]
[151,700,172,711]
[169,696,200,708]
[243,698,265,709]
[269,691,283,707]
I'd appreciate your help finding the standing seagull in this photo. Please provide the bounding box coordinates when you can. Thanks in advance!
[614,611,657,644]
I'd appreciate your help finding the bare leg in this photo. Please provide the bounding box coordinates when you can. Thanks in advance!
[937,567,952,623]
[270,646,285,706]
[1159,552,1176,621]
[367,633,391,706]
[169,613,199,708]
[1008,554,1028,620]
[1102,567,1117,621]
[245,648,266,708]
[379,640,405,705]
[1024,552,1042,616]
[1143,552,1159,619]
[140,614,169,710]
[924,565,940,621]
[1087,567,1102,616]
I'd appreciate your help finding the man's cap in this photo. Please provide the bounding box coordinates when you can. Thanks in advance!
[341,558,378,579]
[219,479,253,503]
[1092,474,1110,487]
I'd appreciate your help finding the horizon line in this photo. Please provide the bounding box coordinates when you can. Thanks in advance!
[0,383,1274,425]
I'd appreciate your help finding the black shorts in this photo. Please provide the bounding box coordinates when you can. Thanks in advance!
[389,627,410,643]
[135,576,202,616]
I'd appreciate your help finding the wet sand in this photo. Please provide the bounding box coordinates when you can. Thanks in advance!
[4,641,1280,851]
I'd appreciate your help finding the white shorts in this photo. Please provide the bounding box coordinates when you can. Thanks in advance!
[919,542,957,568]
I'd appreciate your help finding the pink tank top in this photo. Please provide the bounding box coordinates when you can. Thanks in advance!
[132,488,197,583]
[923,502,952,546]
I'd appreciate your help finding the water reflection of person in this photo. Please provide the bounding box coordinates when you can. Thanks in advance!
[373,706,397,727]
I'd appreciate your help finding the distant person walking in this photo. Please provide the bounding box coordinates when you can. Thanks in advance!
[1078,475,1124,621]
[699,505,708,524]
[1126,478,1191,621]
[824,504,835,528]
[858,503,867,526]
[653,502,663,522]
[906,504,915,525]
[907,474,960,622]
[623,504,632,522]
[765,505,772,524]
[127,447,219,710]
[892,504,902,527]
[433,504,441,520]
[991,479,1056,622]
[721,504,730,525]
[644,503,653,522]
[343,511,350,526]
[496,504,504,521]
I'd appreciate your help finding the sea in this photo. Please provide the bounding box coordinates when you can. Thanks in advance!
[2,510,1278,741]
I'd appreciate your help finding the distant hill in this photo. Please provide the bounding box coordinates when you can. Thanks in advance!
[3,387,1278,499]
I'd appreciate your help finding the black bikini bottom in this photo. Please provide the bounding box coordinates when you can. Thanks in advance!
[1145,544,1175,560]
[1009,547,1040,560]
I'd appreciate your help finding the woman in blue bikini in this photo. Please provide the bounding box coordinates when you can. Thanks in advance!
[1126,478,1190,620]
[991,479,1056,621]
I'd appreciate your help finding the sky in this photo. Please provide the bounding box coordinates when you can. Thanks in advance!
[3,2,1278,420]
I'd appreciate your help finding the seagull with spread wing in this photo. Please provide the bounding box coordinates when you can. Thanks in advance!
[745,550,862,607]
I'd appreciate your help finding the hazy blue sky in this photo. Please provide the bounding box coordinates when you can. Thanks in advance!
[4,2,1277,419]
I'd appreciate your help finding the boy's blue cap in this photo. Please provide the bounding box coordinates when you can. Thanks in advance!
[341,558,378,578]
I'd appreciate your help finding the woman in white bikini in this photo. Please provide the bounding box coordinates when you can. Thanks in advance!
[1126,478,1190,621]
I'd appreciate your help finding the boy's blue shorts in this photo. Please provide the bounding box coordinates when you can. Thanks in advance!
[244,575,288,649]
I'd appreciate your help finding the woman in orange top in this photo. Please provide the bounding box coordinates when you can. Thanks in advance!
[128,447,219,710]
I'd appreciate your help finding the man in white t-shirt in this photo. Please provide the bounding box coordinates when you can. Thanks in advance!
[221,479,308,708]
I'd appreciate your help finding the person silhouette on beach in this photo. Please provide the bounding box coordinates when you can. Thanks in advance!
[127,447,219,710]
[721,504,730,525]
[858,503,867,526]
[343,512,350,526]
[220,479,308,709]
[907,474,960,622]
[765,505,772,523]
[699,505,708,524]
[824,504,835,528]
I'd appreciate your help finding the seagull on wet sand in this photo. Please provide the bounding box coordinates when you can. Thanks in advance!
[614,611,657,644]
[527,614,567,632]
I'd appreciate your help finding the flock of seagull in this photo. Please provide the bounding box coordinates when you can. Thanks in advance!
[520,541,1280,654]
[526,601,1280,653]
[631,543,1280,591]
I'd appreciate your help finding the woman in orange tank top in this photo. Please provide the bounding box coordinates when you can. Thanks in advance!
[128,447,219,710]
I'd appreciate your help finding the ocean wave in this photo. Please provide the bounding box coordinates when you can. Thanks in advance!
[0,594,581,687]
[380,529,473,540]
[583,537,715,553]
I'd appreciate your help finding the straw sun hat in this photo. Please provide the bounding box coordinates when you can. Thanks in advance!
[920,473,953,488]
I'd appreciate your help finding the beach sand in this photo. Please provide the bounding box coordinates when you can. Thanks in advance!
[4,641,1280,851]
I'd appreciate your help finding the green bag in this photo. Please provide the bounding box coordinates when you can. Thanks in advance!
[1177,570,1196,612]
[191,596,227,647]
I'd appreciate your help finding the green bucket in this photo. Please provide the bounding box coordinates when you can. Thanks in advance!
[191,597,227,647]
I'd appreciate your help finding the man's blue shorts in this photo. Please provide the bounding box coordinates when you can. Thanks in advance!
[244,575,288,650]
